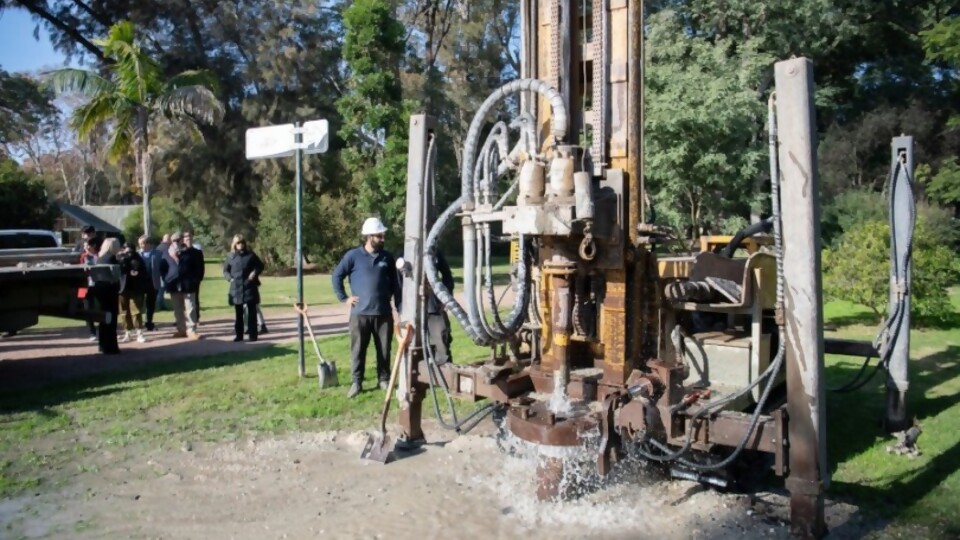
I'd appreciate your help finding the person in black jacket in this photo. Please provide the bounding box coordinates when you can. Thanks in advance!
[117,242,150,343]
[93,237,121,354]
[223,234,264,342]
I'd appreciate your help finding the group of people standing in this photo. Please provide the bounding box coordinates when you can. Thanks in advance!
[75,215,452,386]
[76,226,269,353]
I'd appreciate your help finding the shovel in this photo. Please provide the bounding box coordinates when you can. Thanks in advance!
[361,323,414,464]
[294,303,339,388]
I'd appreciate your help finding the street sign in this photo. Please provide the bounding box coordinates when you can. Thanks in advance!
[243,118,328,379]
[245,123,295,160]
[301,119,329,155]
[244,119,328,160]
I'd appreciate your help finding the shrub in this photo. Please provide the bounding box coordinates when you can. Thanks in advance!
[823,219,960,325]
[0,158,57,229]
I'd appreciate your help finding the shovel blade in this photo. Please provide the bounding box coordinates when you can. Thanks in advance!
[360,433,395,464]
[317,362,339,388]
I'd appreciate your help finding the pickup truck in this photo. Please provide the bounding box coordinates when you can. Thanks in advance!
[0,229,118,340]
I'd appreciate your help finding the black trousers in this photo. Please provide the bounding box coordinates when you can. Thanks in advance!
[349,314,393,385]
[144,285,157,328]
[234,302,257,340]
[83,295,97,336]
[93,283,120,354]
[426,312,453,364]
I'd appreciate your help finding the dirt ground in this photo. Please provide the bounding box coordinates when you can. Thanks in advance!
[0,309,884,540]
[0,424,883,540]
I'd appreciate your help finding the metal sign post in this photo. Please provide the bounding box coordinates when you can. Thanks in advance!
[246,119,329,378]
[294,122,305,377]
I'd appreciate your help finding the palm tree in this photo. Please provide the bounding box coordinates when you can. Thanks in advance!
[46,21,223,237]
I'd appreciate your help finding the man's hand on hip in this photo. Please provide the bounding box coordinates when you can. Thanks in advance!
[347,296,359,306]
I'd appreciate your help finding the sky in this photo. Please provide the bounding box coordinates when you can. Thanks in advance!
[0,7,74,74]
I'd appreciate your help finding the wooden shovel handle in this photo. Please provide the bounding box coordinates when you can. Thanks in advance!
[379,323,414,435]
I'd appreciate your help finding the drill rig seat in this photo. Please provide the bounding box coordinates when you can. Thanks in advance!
[663,251,780,405]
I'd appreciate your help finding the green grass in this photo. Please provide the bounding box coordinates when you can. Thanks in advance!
[823,289,960,539]
[0,321,491,499]
[4,279,959,538]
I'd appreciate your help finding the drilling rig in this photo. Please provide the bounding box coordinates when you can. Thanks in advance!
[390,2,914,539]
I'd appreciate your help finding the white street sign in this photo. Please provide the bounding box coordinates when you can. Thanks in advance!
[245,123,296,160]
[301,119,329,155]
[245,119,328,160]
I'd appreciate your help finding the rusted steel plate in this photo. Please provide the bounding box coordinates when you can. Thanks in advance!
[507,405,600,446]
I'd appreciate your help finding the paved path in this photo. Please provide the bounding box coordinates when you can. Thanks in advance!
[0,286,515,392]
[0,303,351,392]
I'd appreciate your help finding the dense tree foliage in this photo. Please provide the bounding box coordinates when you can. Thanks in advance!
[336,0,409,234]
[0,68,56,150]
[0,0,956,282]
[0,156,58,229]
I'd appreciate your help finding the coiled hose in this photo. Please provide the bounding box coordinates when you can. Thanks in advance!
[424,78,568,346]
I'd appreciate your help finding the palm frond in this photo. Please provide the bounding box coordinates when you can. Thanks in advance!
[93,21,161,102]
[157,86,225,125]
[69,93,119,137]
[95,20,135,53]
[166,69,221,95]
[111,40,162,101]
[44,68,115,97]
[105,119,133,163]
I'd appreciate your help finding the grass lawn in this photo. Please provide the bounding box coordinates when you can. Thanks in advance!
[823,290,960,539]
[3,279,958,537]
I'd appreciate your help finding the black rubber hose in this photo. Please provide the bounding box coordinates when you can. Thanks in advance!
[720,217,774,258]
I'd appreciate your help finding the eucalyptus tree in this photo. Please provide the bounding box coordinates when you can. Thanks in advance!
[46,20,222,236]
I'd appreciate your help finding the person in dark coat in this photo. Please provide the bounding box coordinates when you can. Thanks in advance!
[138,235,161,330]
[160,233,204,339]
[159,232,205,339]
[183,231,204,323]
[92,237,122,354]
[425,251,455,365]
[223,234,264,342]
[117,242,151,343]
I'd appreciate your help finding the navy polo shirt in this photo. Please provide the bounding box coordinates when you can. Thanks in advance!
[331,246,401,316]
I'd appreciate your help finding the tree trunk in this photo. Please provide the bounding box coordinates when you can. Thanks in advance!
[137,109,152,238]
[143,150,153,237]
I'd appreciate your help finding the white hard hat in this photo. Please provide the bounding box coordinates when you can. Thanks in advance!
[361,217,388,236]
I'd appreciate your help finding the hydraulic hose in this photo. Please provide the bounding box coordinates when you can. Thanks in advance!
[720,217,774,258]
[634,93,788,471]
[419,302,495,433]
[827,154,916,394]
[425,78,567,346]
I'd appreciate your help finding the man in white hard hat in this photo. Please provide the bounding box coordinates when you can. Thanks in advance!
[332,217,402,398]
